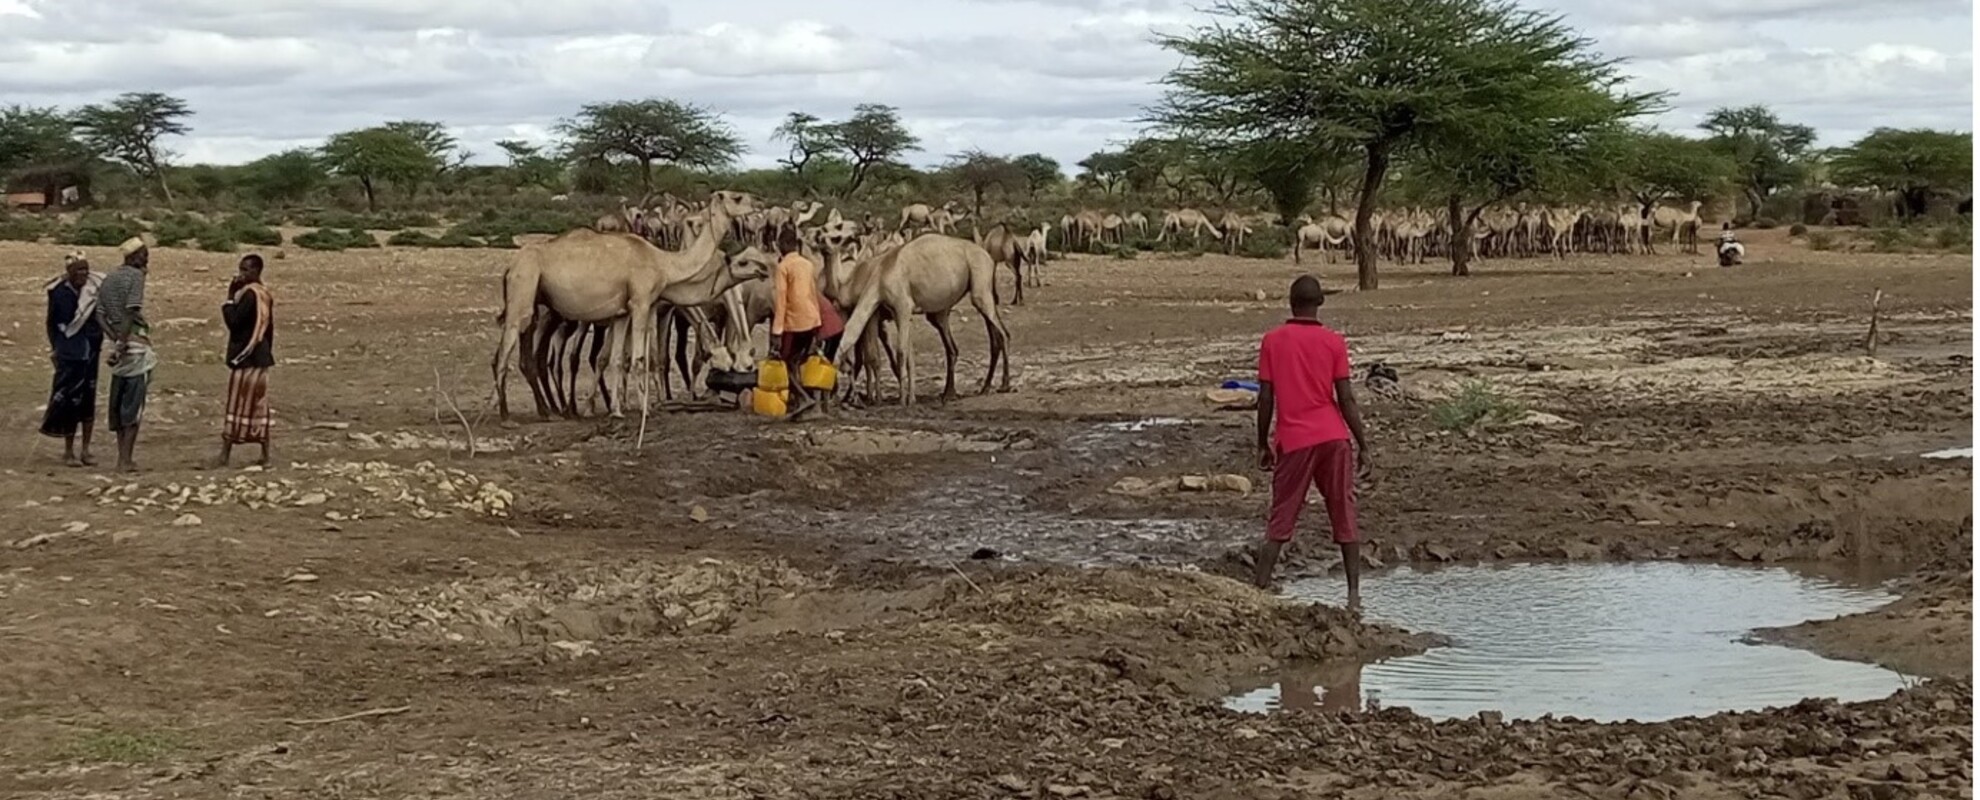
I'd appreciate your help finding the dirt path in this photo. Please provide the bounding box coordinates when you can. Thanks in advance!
[0,230,1969,798]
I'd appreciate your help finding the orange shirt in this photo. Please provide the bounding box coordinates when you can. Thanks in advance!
[772,252,822,335]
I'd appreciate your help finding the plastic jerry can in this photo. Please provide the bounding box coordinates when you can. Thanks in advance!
[799,355,838,391]
[751,388,789,417]
[757,359,790,392]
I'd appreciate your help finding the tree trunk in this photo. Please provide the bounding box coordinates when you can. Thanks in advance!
[640,157,654,193]
[361,177,377,212]
[1447,194,1471,277]
[1353,142,1390,291]
[154,167,175,204]
[1743,185,1763,222]
[972,187,984,220]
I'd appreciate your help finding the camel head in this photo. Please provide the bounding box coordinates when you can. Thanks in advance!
[725,246,776,284]
[710,190,760,218]
[826,207,844,226]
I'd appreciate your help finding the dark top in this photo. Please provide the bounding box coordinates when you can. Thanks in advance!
[46,282,103,362]
[222,285,275,368]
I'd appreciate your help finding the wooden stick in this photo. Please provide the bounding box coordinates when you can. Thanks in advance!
[433,368,478,458]
[285,705,412,726]
[1865,288,1884,357]
[948,562,984,594]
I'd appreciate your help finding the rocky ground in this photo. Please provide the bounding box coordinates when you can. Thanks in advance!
[0,227,1970,798]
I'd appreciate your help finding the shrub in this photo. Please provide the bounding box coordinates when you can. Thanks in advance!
[1788,223,1808,237]
[0,214,51,242]
[292,209,366,229]
[1751,218,1779,229]
[198,231,238,253]
[1932,224,1971,252]
[386,230,439,247]
[219,217,283,247]
[58,214,144,247]
[1431,380,1525,432]
[1234,227,1291,259]
[1868,226,1911,252]
[293,228,379,251]
[149,213,207,248]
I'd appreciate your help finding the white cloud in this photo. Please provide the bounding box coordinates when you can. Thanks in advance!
[0,0,1967,169]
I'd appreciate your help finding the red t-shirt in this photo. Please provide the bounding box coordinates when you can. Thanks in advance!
[1257,318,1352,453]
[816,292,845,340]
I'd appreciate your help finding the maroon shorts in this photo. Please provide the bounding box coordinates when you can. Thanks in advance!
[1266,439,1358,544]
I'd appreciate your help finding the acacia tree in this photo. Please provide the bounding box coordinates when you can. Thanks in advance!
[70,92,193,202]
[558,99,743,192]
[1077,150,1131,196]
[1699,105,1816,220]
[495,139,564,191]
[1412,73,1659,276]
[1155,0,1641,289]
[1011,153,1063,200]
[319,127,437,211]
[771,112,833,193]
[831,104,919,198]
[381,120,461,196]
[1828,128,1972,219]
[240,149,328,204]
[1601,129,1738,217]
[943,150,1025,218]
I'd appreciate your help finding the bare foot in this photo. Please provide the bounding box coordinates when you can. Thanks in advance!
[63,453,82,467]
[78,452,96,467]
[117,462,138,473]
[1345,595,1363,616]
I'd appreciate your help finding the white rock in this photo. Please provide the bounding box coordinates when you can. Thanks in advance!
[172,513,203,527]
[63,521,90,534]
[295,493,328,507]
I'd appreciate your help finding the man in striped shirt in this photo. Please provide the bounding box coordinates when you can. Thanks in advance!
[97,237,155,472]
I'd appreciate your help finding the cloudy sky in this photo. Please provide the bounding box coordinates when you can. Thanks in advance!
[1,0,1971,170]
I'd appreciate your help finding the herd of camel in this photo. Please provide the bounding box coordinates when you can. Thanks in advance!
[491,191,1714,421]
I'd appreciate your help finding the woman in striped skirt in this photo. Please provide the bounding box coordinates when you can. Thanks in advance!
[214,254,275,468]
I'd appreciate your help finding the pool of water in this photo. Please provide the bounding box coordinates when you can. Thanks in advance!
[1226,561,1910,722]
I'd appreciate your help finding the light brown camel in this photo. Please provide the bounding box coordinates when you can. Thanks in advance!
[1126,211,1150,236]
[1292,214,1351,265]
[494,192,753,420]
[980,223,1032,305]
[1650,200,1705,254]
[825,233,1012,405]
[1071,209,1105,251]
[1218,210,1252,255]
[1099,213,1127,246]
[1158,208,1222,246]
[1020,223,1049,287]
[899,201,963,235]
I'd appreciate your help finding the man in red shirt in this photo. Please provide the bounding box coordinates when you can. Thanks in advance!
[1254,275,1371,609]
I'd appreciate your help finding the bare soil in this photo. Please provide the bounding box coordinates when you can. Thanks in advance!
[0,227,1969,799]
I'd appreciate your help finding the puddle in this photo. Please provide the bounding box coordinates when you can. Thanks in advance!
[1098,417,1190,433]
[1922,446,1972,460]
[1227,562,1908,722]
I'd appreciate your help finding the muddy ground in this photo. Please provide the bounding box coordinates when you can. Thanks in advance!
[0,227,1971,798]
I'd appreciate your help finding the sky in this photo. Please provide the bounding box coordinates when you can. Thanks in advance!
[0,0,1972,171]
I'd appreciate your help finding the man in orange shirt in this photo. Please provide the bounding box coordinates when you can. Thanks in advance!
[771,228,823,415]
[1254,275,1372,609]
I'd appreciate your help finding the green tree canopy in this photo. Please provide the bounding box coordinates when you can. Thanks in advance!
[0,105,95,203]
[1595,128,1739,213]
[319,126,438,211]
[1828,127,1973,219]
[1699,104,1816,220]
[942,149,1024,218]
[240,148,328,205]
[70,91,193,202]
[1154,0,1645,289]
[1010,153,1063,199]
[830,104,919,198]
[557,99,743,192]
[1076,150,1131,196]
[495,139,564,191]
[771,112,833,192]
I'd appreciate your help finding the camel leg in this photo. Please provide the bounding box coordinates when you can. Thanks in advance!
[586,324,611,417]
[892,299,916,406]
[927,311,960,402]
[517,315,550,421]
[965,279,1013,395]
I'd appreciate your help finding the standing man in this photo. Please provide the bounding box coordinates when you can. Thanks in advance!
[770,227,822,417]
[40,252,103,466]
[97,237,155,473]
[1253,275,1372,610]
[214,254,275,468]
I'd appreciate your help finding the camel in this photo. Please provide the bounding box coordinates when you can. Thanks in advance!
[1126,211,1150,236]
[1071,209,1105,251]
[899,201,963,235]
[1649,200,1705,254]
[1099,213,1127,246]
[493,192,757,421]
[1292,214,1351,265]
[763,201,822,243]
[823,233,1012,405]
[981,224,1032,305]
[1158,208,1222,247]
[1544,207,1585,259]
[1058,214,1076,250]
[1218,210,1252,255]
[1020,223,1049,280]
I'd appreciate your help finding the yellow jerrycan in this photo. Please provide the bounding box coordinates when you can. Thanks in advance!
[799,355,838,391]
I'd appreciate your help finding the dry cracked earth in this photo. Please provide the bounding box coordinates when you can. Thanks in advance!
[0,227,1970,799]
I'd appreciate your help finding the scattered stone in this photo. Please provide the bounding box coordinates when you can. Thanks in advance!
[172,513,203,527]
[1178,475,1211,492]
[284,573,320,584]
[1493,542,1528,560]
[689,505,710,524]
[1509,410,1579,430]
[62,521,89,534]
[1424,543,1456,562]
[1107,477,1164,497]
[13,532,58,549]
[111,530,141,543]
[548,640,599,659]
[1252,289,1268,301]
[969,547,1000,560]
[294,493,329,507]
[1730,542,1765,562]
[993,774,1028,793]
[308,422,352,431]
[1478,710,1504,727]
[1209,474,1252,494]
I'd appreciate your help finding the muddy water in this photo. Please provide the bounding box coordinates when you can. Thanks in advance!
[1228,562,1909,722]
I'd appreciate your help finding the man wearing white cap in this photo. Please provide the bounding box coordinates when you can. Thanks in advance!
[97,236,155,471]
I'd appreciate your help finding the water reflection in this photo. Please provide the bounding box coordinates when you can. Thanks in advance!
[1228,561,1911,722]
